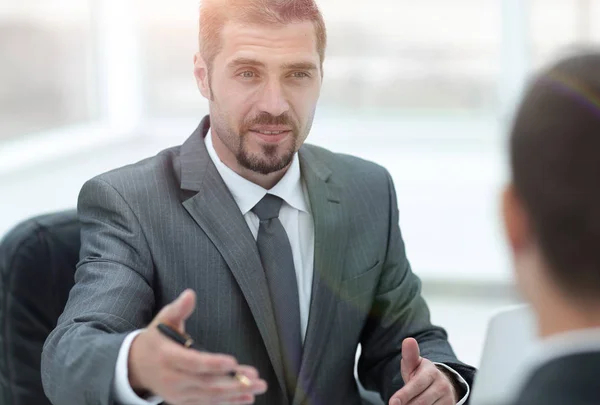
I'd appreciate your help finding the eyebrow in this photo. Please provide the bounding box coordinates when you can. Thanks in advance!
[281,62,318,71]
[227,58,317,71]
[227,58,265,69]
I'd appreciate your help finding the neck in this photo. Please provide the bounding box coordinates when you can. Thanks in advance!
[536,295,600,338]
[518,252,600,339]
[211,130,290,190]
[236,166,289,190]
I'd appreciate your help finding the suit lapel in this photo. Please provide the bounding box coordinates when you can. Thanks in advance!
[179,117,288,400]
[293,147,349,405]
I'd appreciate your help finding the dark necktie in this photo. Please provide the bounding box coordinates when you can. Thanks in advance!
[252,194,302,400]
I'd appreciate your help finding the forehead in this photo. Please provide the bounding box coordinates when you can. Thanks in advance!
[218,20,320,67]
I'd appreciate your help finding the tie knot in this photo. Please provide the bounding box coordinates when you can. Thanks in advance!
[252,194,284,221]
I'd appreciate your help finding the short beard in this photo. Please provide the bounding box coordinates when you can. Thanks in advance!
[210,103,302,175]
[236,138,296,175]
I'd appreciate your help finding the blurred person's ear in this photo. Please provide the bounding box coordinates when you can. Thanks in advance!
[503,183,552,311]
[502,183,532,254]
[193,53,211,100]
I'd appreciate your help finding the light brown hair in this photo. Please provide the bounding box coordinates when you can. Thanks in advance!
[199,0,327,74]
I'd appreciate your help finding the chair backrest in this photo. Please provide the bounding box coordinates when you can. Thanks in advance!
[470,304,538,405]
[0,210,80,405]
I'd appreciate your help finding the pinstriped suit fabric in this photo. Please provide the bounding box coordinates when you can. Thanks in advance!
[41,117,475,405]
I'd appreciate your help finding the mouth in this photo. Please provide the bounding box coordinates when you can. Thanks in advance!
[249,128,292,144]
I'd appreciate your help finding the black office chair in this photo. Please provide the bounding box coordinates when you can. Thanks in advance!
[0,210,79,405]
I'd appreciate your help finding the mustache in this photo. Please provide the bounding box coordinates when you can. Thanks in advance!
[241,112,297,132]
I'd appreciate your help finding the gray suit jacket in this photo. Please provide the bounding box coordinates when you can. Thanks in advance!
[42,116,475,405]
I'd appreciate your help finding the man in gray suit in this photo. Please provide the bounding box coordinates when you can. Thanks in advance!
[42,1,475,404]
[500,51,600,405]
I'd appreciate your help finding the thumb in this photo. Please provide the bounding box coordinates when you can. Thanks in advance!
[400,338,421,383]
[152,289,196,332]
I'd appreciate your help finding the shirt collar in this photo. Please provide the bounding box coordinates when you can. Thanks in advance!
[205,128,309,215]
[524,327,600,373]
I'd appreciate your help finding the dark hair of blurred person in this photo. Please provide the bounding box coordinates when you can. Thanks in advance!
[502,49,600,405]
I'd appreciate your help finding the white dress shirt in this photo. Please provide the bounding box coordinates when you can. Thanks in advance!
[527,327,600,366]
[204,130,316,340]
[112,129,468,404]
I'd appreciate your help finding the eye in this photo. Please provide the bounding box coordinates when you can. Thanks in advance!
[291,71,310,78]
[239,71,256,79]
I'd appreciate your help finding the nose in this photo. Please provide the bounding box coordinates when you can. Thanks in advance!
[255,79,290,117]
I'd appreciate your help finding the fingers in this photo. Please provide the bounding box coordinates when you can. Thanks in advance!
[401,337,422,383]
[152,289,197,331]
[163,350,267,395]
[391,362,437,405]
[159,365,267,405]
[170,368,267,404]
[177,371,267,394]
[403,378,455,405]
[196,373,267,394]
[164,344,239,375]
[179,392,255,405]
[235,365,260,380]
[214,395,256,405]
[170,386,257,405]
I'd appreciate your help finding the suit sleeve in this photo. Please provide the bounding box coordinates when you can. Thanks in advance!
[41,177,157,405]
[357,170,476,403]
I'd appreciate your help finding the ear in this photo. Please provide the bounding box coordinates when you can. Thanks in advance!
[502,183,532,254]
[193,53,211,100]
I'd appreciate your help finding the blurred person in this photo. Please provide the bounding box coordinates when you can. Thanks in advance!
[41,1,475,404]
[502,50,600,405]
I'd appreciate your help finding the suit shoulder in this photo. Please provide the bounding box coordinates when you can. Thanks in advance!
[302,143,391,184]
[84,145,181,195]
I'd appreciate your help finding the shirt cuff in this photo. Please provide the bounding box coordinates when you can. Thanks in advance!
[434,362,470,405]
[113,330,164,405]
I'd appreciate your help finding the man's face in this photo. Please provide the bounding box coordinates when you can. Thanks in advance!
[194,20,322,175]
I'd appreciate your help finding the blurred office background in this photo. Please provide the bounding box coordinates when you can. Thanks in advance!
[1,0,599,368]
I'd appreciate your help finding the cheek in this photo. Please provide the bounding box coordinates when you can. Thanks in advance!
[214,98,254,131]
[223,88,256,116]
[300,88,320,114]
[287,94,316,122]
[213,74,250,102]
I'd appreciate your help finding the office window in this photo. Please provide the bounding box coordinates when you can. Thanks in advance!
[3,0,600,142]
[318,0,502,114]
[0,1,96,140]
[137,0,503,119]
[136,1,204,118]
[530,0,600,69]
